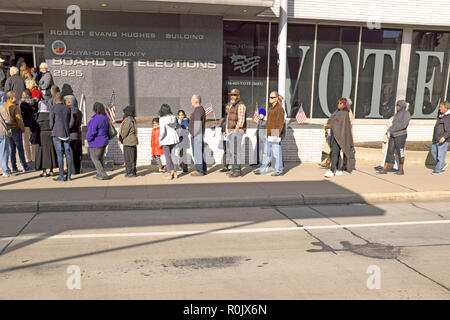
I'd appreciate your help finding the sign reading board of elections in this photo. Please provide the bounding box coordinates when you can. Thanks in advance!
[43,9,223,118]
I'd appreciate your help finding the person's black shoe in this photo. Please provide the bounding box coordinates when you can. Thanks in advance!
[65,176,73,181]
[253,170,261,175]
[271,172,283,176]
[394,169,404,175]
[374,165,384,171]
[53,177,65,181]
[220,167,231,172]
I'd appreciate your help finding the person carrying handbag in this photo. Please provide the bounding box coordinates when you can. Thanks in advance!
[0,104,13,176]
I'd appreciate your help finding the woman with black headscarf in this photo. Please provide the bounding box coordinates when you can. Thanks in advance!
[324,98,356,177]
[35,100,57,177]
[119,105,138,178]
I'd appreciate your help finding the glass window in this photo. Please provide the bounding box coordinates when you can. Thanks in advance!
[223,21,270,116]
[312,26,360,118]
[0,13,44,45]
[355,29,402,119]
[285,24,315,118]
[406,31,450,119]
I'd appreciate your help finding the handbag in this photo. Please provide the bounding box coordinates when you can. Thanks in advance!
[0,112,12,137]
[108,121,118,140]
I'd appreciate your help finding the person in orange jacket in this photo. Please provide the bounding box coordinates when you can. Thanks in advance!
[151,117,165,173]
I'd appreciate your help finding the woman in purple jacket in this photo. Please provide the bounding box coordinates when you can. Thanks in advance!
[86,102,111,180]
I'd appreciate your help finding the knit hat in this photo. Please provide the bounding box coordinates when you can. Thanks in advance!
[259,108,266,117]
[123,105,136,117]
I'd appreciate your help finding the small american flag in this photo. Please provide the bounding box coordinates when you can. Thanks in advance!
[106,90,116,123]
[252,108,260,124]
[296,105,308,124]
[204,105,214,116]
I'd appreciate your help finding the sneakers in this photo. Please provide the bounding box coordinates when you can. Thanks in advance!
[2,172,11,177]
[335,170,343,176]
[431,170,443,175]
[220,167,231,172]
[324,170,335,177]
[228,172,241,178]
[394,169,404,175]
[190,171,205,177]
[22,168,35,173]
[374,165,384,171]
[253,170,261,175]
[443,163,448,171]
[376,170,388,174]
[271,172,283,176]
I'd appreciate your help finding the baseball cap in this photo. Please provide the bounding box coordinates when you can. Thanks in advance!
[229,88,240,95]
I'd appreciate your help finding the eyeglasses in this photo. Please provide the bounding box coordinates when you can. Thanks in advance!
[230,94,238,97]
[269,96,277,99]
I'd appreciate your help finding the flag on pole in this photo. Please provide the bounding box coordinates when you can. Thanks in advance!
[253,108,260,124]
[105,90,116,123]
[295,105,308,124]
[204,105,214,116]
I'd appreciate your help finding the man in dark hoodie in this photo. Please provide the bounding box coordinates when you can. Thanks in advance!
[377,100,411,175]
[430,101,450,174]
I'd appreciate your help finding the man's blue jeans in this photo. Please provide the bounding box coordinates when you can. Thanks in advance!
[259,139,283,174]
[431,141,448,172]
[191,134,206,174]
[9,129,29,171]
[0,135,11,174]
[53,137,72,179]
[0,90,5,105]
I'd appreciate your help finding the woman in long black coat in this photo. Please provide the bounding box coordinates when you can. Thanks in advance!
[34,100,57,177]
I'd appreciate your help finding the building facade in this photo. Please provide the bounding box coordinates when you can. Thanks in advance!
[1,0,450,144]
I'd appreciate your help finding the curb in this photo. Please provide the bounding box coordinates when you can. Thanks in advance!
[2,191,450,213]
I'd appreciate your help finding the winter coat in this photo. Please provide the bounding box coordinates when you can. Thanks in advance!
[266,102,285,137]
[4,74,25,102]
[86,113,109,148]
[433,111,450,143]
[49,102,70,139]
[390,104,411,137]
[3,101,25,132]
[159,114,179,146]
[39,71,54,100]
[0,105,13,136]
[328,110,356,172]
[119,116,138,146]
[69,104,83,141]
[20,98,38,127]
[151,127,164,156]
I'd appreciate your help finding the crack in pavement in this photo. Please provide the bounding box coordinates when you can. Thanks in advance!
[411,202,446,219]
[0,211,39,256]
[355,169,418,192]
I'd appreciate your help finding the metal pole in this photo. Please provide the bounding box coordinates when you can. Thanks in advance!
[265,22,271,110]
[278,0,288,114]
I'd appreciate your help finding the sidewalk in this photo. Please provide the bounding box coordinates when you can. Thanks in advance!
[1,155,449,213]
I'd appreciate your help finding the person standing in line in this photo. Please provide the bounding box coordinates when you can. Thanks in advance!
[158,104,179,180]
[151,117,165,173]
[119,105,138,178]
[0,57,6,105]
[220,103,231,172]
[176,109,189,173]
[374,115,400,172]
[4,67,25,105]
[86,102,111,180]
[3,91,32,174]
[39,62,54,102]
[0,96,13,177]
[35,99,57,177]
[65,95,83,175]
[255,108,267,166]
[430,101,450,174]
[377,100,411,175]
[188,94,207,176]
[323,98,355,177]
[225,88,247,178]
[50,92,72,181]
[26,78,42,102]
[48,85,60,108]
[254,91,285,176]
[19,89,38,168]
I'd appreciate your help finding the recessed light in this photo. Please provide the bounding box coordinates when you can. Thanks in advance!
[242,9,248,13]
[100,3,108,7]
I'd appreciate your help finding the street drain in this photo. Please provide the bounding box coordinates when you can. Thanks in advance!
[170,256,242,270]
[340,241,401,259]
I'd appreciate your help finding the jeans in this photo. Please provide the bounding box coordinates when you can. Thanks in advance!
[163,144,177,172]
[259,139,283,174]
[431,141,448,172]
[0,90,5,105]
[89,146,107,178]
[9,129,29,171]
[0,135,11,174]
[191,135,206,174]
[53,137,72,179]
[228,131,243,174]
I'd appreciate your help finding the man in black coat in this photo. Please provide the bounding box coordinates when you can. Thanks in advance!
[65,95,83,174]
[4,67,25,104]
[50,92,72,181]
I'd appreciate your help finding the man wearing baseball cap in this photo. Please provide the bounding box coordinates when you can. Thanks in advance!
[0,58,6,105]
[225,88,247,178]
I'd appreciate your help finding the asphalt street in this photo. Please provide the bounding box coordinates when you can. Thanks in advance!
[0,201,449,299]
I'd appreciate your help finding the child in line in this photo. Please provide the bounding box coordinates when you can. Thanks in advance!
[151,117,165,173]
[176,110,190,173]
